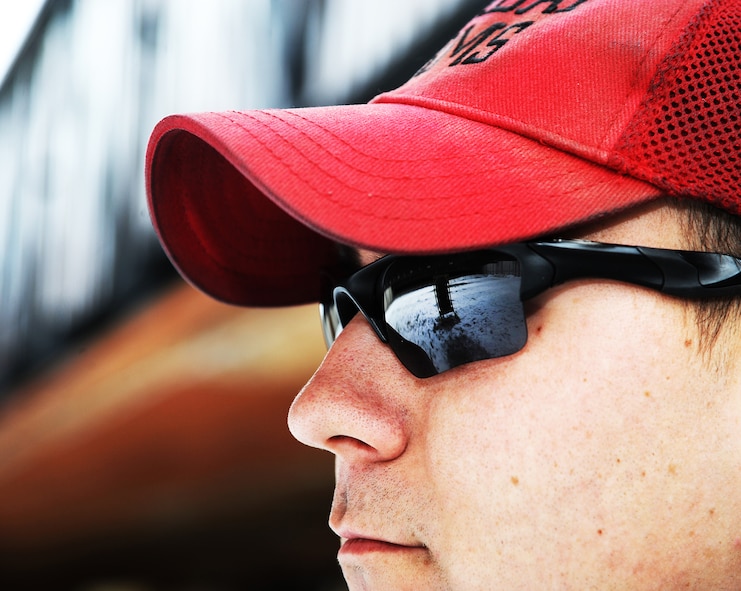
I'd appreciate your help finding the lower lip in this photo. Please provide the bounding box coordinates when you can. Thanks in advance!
[339,538,425,557]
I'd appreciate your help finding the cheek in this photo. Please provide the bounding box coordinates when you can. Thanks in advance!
[424,286,679,497]
[417,287,741,587]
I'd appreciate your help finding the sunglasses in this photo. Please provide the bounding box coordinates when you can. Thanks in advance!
[321,239,741,378]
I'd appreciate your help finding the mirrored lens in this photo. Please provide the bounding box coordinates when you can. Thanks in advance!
[383,258,526,376]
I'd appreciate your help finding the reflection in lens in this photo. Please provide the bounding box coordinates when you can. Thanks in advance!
[385,270,526,374]
[319,300,342,348]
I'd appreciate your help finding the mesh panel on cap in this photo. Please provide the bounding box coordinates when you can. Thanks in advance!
[615,0,740,214]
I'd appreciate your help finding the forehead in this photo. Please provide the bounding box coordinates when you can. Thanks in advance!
[339,245,384,268]
[357,248,384,267]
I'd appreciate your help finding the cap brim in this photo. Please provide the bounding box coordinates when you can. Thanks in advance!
[146,103,661,307]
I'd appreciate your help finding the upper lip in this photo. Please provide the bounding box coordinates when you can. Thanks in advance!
[330,476,426,549]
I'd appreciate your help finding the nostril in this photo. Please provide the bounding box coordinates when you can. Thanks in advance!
[328,434,374,450]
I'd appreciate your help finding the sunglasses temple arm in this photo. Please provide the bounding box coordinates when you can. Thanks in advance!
[525,242,667,295]
[638,247,741,297]
[528,242,741,298]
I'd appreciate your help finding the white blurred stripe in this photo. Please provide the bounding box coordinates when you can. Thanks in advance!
[307,0,464,103]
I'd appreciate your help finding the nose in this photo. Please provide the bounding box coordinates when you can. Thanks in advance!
[288,316,412,463]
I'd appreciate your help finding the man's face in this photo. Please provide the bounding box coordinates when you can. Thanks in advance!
[288,202,741,590]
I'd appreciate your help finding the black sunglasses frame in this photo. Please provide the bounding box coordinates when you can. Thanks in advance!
[321,239,741,377]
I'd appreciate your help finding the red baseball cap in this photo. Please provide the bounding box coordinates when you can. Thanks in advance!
[146,0,740,307]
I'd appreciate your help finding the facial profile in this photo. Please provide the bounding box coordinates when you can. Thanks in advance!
[288,202,741,589]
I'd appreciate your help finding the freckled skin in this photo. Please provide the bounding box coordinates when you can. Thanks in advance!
[288,202,741,590]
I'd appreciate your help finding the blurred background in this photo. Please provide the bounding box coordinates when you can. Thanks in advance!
[0,1,482,588]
